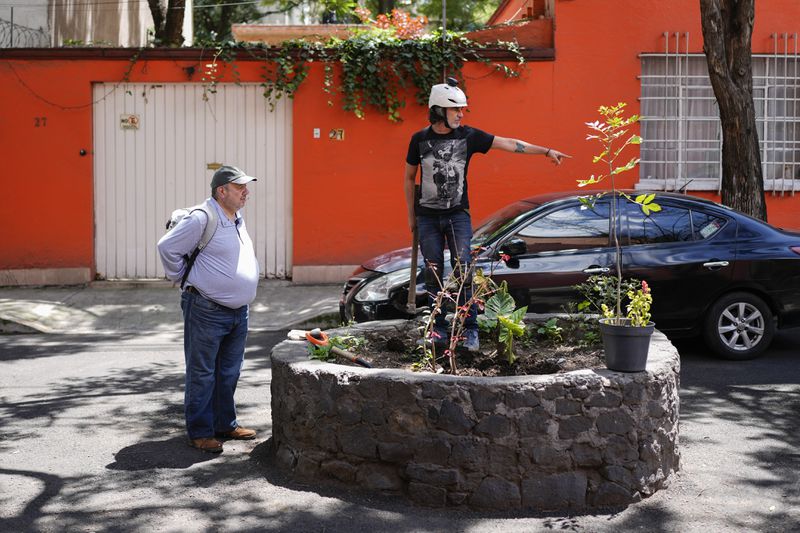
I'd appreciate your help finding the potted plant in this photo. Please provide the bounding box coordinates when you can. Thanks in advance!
[576,103,660,372]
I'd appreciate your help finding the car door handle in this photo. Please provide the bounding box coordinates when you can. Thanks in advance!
[583,267,611,274]
[703,260,730,269]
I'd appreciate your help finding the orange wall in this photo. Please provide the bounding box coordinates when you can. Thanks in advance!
[2,0,800,275]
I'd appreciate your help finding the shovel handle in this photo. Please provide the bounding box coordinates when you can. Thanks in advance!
[331,346,373,368]
[407,224,419,314]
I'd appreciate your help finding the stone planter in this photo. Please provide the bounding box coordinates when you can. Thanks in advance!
[269,318,680,511]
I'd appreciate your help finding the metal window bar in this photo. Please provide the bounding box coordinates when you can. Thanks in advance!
[640,36,800,194]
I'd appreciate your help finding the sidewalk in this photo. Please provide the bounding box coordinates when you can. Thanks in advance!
[0,280,342,335]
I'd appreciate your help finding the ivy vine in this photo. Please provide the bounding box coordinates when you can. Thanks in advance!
[200,31,526,122]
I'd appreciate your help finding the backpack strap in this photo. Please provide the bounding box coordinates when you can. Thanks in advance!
[180,199,219,290]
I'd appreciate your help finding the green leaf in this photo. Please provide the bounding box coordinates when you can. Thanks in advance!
[498,315,525,337]
[509,306,528,323]
[485,291,515,319]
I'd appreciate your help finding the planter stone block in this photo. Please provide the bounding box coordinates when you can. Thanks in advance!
[586,390,623,408]
[475,414,512,437]
[533,445,572,470]
[406,463,461,486]
[518,406,550,436]
[340,426,377,459]
[413,438,451,464]
[603,435,640,464]
[469,477,521,510]
[572,443,603,467]
[556,398,583,415]
[321,460,357,482]
[435,399,474,435]
[522,472,587,509]
[469,387,500,411]
[557,415,593,439]
[596,411,636,436]
[591,480,640,507]
[505,389,541,408]
[409,482,447,507]
[450,438,489,471]
[356,464,403,491]
[378,441,414,462]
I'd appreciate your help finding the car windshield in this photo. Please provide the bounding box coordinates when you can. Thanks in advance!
[472,201,540,246]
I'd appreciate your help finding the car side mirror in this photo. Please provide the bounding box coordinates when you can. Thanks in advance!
[499,238,527,257]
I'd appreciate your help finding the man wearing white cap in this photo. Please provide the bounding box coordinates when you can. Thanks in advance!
[157,165,260,453]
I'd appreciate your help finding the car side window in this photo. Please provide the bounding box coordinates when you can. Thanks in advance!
[691,211,727,240]
[624,202,693,244]
[512,203,610,254]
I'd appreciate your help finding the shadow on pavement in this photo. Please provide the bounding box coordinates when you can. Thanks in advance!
[107,437,221,470]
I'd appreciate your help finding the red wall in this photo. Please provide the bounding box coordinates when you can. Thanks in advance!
[2,0,799,277]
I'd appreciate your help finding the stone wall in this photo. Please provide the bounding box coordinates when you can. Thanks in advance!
[270,319,680,511]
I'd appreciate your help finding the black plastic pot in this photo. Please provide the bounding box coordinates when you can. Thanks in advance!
[599,318,655,372]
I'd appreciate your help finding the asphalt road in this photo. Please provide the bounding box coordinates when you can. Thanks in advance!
[1,328,798,532]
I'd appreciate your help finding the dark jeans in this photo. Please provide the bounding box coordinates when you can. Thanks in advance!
[417,210,477,332]
[180,290,249,440]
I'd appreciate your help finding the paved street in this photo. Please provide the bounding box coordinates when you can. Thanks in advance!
[1,322,798,532]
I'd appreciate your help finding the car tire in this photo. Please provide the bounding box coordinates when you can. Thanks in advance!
[703,292,775,360]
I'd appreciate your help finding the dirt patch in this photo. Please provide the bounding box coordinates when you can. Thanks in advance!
[339,316,605,377]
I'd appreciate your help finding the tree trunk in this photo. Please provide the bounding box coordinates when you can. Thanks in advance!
[699,0,767,221]
[148,0,186,47]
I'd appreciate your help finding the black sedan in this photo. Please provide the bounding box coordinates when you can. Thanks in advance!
[340,191,800,359]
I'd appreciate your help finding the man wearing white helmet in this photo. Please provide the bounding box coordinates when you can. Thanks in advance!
[404,77,569,352]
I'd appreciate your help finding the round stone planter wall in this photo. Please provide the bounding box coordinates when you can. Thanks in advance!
[270,318,680,511]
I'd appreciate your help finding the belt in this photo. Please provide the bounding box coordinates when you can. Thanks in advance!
[185,286,200,295]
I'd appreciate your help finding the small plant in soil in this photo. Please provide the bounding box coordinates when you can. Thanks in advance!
[477,281,527,365]
[345,316,604,377]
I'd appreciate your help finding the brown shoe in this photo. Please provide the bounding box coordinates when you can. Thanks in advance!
[215,426,256,440]
[188,437,223,453]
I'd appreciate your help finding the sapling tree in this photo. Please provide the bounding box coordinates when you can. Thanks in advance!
[576,103,660,324]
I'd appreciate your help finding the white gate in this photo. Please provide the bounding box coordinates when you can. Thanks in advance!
[93,82,292,279]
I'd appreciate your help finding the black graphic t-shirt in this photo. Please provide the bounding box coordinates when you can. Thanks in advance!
[406,125,495,215]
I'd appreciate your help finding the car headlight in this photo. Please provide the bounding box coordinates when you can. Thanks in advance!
[355,268,412,302]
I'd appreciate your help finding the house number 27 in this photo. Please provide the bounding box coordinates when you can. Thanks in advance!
[34,117,47,127]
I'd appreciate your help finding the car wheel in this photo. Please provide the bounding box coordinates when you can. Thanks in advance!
[704,292,775,360]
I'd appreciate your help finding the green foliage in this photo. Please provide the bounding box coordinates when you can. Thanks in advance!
[575,274,641,316]
[478,282,527,365]
[307,334,366,361]
[576,275,652,327]
[194,0,263,43]
[580,328,601,347]
[536,317,563,343]
[193,29,525,122]
[625,280,653,327]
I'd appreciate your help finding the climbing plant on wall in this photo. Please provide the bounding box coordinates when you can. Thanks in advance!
[200,10,526,122]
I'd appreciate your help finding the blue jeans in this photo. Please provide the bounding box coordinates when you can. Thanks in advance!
[417,210,477,332]
[180,290,249,440]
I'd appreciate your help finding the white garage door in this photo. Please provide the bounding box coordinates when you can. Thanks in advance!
[93,82,292,280]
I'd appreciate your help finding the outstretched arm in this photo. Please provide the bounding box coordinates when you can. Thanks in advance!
[491,136,571,165]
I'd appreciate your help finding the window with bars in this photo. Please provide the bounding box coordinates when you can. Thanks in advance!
[639,46,800,194]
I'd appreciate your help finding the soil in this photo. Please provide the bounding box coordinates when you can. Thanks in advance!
[339,316,605,377]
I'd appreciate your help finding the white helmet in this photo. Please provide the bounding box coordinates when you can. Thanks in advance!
[428,77,467,108]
